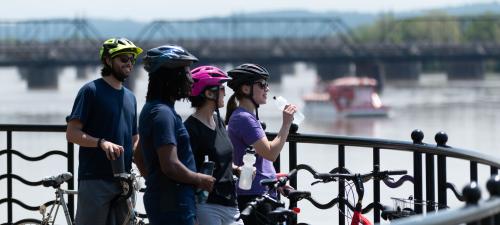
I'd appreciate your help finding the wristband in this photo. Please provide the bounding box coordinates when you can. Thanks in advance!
[97,138,105,149]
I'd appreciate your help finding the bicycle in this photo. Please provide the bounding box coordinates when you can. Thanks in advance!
[115,170,149,225]
[17,171,148,225]
[239,169,311,225]
[16,172,77,225]
[296,164,407,225]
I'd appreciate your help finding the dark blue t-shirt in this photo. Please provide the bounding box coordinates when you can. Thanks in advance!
[67,78,138,180]
[138,100,196,213]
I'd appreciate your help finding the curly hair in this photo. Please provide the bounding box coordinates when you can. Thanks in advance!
[146,66,193,102]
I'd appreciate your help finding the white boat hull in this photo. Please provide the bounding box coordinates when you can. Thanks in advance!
[304,100,389,118]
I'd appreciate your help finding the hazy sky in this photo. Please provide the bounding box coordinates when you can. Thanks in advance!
[1,0,497,22]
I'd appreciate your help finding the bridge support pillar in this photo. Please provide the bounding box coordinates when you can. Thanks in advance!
[315,62,353,81]
[76,66,94,80]
[446,60,485,80]
[383,61,421,80]
[355,60,384,92]
[18,65,62,89]
[259,63,294,83]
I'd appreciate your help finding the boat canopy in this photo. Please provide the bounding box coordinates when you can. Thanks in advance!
[329,76,377,87]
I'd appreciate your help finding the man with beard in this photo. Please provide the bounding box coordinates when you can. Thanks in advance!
[66,38,142,225]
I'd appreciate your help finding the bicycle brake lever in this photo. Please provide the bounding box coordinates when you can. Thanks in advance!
[311,181,322,186]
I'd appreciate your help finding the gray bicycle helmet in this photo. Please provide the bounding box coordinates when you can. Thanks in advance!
[143,45,198,73]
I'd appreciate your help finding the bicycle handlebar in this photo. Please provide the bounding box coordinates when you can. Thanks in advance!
[259,169,298,191]
[295,163,406,183]
[315,170,407,182]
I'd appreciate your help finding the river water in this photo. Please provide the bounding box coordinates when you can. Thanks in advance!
[1,63,499,224]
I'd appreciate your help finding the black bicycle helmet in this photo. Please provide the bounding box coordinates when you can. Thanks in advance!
[143,45,198,73]
[227,63,270,123]
[227,63,270,90]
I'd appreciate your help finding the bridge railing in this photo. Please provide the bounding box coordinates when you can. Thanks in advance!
[268,128,500,225]
[0,124,74,225]
[389,193,500,225]
[1,124,499,224]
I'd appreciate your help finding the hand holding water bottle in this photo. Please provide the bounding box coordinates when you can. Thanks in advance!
[273,96,305,125]
[196,155,215,204]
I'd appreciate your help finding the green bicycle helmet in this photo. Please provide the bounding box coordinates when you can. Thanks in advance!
[99,38,143,61]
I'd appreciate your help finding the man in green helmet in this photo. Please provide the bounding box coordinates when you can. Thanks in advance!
[66,38,142,225]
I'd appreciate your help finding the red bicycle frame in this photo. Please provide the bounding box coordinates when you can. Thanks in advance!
[351,210,372,225]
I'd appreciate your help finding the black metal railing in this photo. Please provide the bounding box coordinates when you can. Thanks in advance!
[389,178,500,225]
[1,124,500,225]
[268,128,500,225]
[0,124,74,225]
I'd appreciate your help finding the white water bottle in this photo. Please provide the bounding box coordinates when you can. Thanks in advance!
[273,96,305,125]
[238,147,256,190]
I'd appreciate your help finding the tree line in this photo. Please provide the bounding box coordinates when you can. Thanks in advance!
[354,11,500,44]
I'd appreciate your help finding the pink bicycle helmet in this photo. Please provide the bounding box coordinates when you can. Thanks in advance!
[191,66,231,97]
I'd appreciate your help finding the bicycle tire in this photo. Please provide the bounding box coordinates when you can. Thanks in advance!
[13,218,42,225]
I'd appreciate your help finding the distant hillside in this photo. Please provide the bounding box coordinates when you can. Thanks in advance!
[82,2,500,39]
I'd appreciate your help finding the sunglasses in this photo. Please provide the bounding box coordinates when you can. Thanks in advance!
[117,55,136,64]
[208,85,225,91]
[254,80,269,89]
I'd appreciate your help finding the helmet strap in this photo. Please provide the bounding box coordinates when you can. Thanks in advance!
[248,85,260,120]
[240,83,260,120]
[204,88,222,116]
[215,108,224,128]
[202,88,225,128]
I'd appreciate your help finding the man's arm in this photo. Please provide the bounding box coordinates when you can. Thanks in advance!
[66,119,99,147]
[133,143,148,177]
[66,119,123,160]
[132,134,139,152]
[157,144,215,192]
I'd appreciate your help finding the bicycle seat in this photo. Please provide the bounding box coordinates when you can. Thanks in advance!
[260,178,278,189]
[42,172,73,188]
[381,206,415,221]
[285,190,311,202]
[268,208,295,221]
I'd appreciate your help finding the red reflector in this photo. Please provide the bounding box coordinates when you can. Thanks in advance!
[292,207,301,213]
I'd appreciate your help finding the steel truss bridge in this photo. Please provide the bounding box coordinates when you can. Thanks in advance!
[0,16,499,88]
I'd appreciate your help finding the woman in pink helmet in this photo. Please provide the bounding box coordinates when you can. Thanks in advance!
[184,66,244,225]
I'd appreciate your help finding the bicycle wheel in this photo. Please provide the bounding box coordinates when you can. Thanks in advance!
[13,218,42,225]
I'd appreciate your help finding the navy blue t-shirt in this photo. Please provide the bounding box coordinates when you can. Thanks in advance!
[67,78,138,180]
[138,100,197,213]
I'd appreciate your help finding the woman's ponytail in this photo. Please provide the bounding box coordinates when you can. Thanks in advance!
[225,93,238,125]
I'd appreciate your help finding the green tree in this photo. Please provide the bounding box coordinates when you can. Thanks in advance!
[463,13,500,42]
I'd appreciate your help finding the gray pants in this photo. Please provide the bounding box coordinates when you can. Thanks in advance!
[75,179,133,225]
[196,203,244,225]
